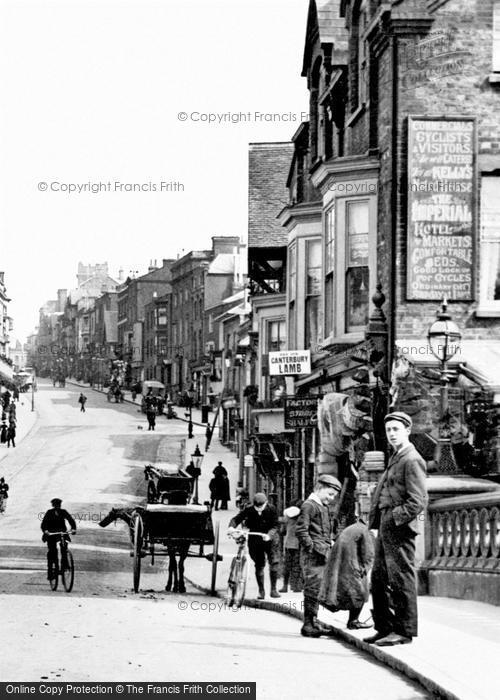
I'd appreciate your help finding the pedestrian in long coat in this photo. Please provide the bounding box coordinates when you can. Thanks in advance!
[6,423,16,448]
[209,473,230,510]
[319,519,374,629]
[0,422,7,443]
[279,503,303,593]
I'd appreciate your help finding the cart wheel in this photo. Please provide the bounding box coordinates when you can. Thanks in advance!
[133,513,143,593]
[147,481,156,503]
[210,520,220,595]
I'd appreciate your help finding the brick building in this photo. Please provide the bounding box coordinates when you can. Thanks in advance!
[273,0,500,483]
[117,260,174,385]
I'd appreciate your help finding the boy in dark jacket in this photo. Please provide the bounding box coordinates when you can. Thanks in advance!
[228,493,280,599]
[296,474,341,637]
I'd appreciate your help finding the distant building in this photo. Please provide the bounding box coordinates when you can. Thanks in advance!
[0,271,14,385]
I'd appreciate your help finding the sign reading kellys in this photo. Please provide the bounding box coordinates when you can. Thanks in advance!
[268,350,311,375]
[407,116,475,301]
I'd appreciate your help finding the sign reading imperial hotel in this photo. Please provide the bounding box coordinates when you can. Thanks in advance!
[269,350,311,376]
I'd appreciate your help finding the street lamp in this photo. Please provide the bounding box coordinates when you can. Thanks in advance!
[427,298,462,473]
[188,444,204,504]
[31,373,35,412]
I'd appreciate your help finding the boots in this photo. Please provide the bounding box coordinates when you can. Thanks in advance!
[301,598,322,638]
[270,570,281,598]
[255,568,265,600]
[279,575,289,593]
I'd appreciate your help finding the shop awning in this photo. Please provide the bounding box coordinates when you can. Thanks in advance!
[396,338,500,392]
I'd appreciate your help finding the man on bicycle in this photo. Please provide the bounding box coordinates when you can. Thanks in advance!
[228,492,280,600]
[40,498,77,579]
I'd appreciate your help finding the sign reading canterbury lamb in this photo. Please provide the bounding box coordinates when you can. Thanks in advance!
[284,397,318,429]
[407,116,475,301]
[268,350,311,375]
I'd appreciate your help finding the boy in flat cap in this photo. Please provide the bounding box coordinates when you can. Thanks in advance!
[366,411,427,646]
[296,474,341,637]
[228,493,280,599]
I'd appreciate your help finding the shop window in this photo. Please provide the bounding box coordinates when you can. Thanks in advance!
[478,176,500,314]
[324,205,335,337]
[305,239,322,349]
[345,200,369,331]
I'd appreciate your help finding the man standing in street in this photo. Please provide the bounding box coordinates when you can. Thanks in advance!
[78,393,87,412]
[296,474,341,638]
[228,493,280,599]
[365,411,427,647]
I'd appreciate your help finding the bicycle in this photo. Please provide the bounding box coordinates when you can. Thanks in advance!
[45,531,75,592]
[226,529,265,608]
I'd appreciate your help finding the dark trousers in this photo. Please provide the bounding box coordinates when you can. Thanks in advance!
[147,413,156,430]
[80,405,85,412]
[300,549,327,604]
[248,539,279,575]
[371,509,418,638]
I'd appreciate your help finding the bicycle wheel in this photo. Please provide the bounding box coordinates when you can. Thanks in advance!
[232,555,248,608]
[226,557,240,606]
[49,558,59,591]
[62,550,74,592]
[133,513,143,593]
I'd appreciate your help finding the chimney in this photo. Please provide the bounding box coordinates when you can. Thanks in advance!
[212,236,240,255]
[118,268,124,282]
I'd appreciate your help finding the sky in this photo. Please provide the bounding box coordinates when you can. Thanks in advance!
[0,0,309,341]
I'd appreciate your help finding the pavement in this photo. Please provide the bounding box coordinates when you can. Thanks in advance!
[0,391,39,464]
[59,379,500,699]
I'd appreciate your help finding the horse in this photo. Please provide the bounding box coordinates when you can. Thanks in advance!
[99,506,191,593]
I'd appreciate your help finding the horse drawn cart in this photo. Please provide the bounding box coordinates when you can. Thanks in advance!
[99,463,221,594]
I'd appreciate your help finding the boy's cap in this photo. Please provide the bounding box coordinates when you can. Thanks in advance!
[384,411,412,429]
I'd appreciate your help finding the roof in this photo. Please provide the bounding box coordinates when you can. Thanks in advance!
[302,1,348,76]
[248,142,294,248]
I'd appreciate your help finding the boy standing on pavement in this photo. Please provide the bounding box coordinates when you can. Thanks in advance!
[365,411,427,647]
[296,474,341,637]
[228,493,280,600]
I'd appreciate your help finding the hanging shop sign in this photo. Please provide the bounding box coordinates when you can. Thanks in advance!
[407,116,475,301]
[269,350,311,376]
[284,397,318,428]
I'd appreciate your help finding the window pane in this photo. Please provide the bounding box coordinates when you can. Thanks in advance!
[347,200,369,266]
[289,244,296,300]
[307,239,322,295]
[305,296,320,349]
[346,266,369,330]
[325,206,335,273]
[480,177,500,302]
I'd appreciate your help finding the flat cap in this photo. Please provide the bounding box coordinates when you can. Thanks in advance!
[253,492,267,506]
[384,411,412,429]
[51,498,62,506]
[317,474,342,490]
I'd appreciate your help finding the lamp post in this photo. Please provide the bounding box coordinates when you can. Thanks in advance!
[427,299,462,473]
[190,444,203,504]
[185,386,194,439]
[31,373,35,412]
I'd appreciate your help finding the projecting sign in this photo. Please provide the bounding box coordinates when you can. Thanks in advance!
[269,350,311,376]
[284,397,318,428]
[407,116,475,301]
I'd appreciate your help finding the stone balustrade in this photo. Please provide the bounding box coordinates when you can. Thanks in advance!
[424,491,500,605]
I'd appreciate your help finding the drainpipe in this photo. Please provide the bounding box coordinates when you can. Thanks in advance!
[389,33,399,373]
